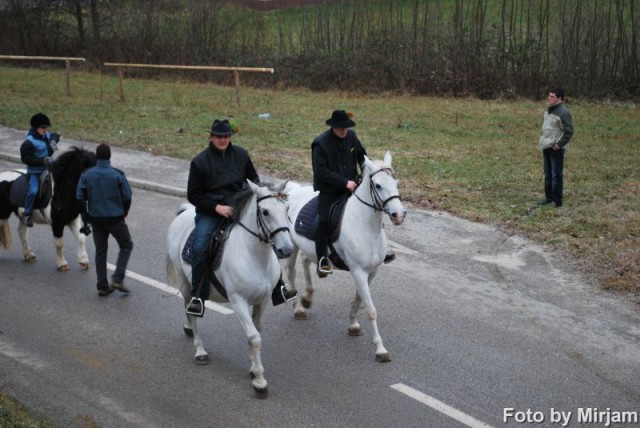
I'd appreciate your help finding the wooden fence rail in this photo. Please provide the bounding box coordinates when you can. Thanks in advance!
[0,55,86,97]
[103,63,275,105]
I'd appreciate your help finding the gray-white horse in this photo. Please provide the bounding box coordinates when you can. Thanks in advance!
[166,179,293,398]
[285,152,406,362]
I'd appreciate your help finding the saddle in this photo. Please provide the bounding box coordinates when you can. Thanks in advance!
[182,217,235,300]
[8,170,53,210]
[294,194,350,271]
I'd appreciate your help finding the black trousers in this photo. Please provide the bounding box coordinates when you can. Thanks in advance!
[92,220,133,290]
[315,192,342,262]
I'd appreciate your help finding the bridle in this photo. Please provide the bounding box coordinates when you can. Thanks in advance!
[354,167,401,213]
[237,192,290,244]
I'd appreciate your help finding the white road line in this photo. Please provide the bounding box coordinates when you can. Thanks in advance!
[106,263,234,315]
[0,338,49,370]
[390,383,495,428]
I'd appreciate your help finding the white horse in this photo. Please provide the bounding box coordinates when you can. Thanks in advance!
[166,179,293,398]
[285,151,406,362]
[0,147,96,270]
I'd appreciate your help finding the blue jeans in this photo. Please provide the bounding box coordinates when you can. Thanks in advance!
[191,212,222,299]
[24,173,41,215]
[543,147,565,205]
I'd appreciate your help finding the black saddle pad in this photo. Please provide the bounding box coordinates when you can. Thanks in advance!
[294,195,349,242]
[9,172,52,209]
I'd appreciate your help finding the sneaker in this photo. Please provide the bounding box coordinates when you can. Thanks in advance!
[98,287,114,297]
[272,283,297,306]
[538,199,552,206]
[111,282,130,293]
[186,297,204,317]
[384,250,396,264]
[317,256,333,278]
[22,214,33,228]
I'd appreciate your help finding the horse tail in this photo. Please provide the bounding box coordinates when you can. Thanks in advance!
[0,222,12,250]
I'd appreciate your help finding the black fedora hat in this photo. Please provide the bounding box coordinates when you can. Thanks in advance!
[210,119,233,136]
[325,110,355,128]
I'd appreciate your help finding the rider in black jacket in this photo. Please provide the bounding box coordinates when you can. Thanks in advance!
[311,110,366,277]
[185,119,295,316]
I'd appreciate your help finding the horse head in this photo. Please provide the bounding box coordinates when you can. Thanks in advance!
[362,151,406,226]
[246,179,294,259]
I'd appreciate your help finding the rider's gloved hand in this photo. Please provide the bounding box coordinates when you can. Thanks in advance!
[43,156,53,167]
[50,132,61,143]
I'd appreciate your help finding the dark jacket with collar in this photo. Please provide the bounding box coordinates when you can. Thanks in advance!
[311,128,366,194]
[76,159,132,224]
[187,142,259,215]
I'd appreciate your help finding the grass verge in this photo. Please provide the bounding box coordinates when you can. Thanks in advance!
[0,65,638,296]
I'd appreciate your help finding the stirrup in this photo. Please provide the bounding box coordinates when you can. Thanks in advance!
[186,297,205,317]
[317,256,333,278]
[272,284,297,306]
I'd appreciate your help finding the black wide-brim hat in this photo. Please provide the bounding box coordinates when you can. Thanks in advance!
[325,110,355,128]
[210,119,233,136]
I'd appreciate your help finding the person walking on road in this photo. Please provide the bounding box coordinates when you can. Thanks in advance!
[20,113,60,227]
[538,87,574,208]
[76,143,133,296]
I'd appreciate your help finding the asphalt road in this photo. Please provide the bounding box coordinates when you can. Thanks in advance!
[1,135,639,427]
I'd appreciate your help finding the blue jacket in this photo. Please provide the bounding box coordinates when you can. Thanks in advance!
[76,160,132,224]
[20,128,55,174]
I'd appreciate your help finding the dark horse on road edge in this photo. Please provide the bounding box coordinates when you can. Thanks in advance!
[0,146,96,270]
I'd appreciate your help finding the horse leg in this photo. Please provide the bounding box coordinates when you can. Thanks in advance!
[293,257,315,320]
[230,296,267,398]
[348,293,364,337]
[17,222,37,262]
[351,268,390,363]
[67,217,89,270]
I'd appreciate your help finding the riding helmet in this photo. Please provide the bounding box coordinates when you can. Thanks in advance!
[30,113,51,128]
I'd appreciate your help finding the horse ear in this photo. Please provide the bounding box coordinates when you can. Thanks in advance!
[383,151,392,167]
[246,179,261,194]
[274,179,288,194]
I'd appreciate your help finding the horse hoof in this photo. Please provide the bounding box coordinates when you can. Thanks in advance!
[58,264,70,272]
[294,310,307,320]
[79,262,89,271]
[24,255,37,262]
[253,385,268,399]
[348,327,364,336]
[183,326,194,337]
[195,354,209,365]
[375,353,391,363]
[301,297,312,309]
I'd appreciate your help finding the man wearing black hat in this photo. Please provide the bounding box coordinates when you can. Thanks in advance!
[186,119,296,316]
[311,110,367,277]
[19,113,60,227]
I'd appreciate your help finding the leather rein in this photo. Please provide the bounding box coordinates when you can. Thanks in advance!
[354,167,401,213]
[236,192,290,244]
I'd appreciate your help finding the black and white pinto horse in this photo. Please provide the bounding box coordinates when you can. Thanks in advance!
[285,152,406,362]
[0,146,96,270]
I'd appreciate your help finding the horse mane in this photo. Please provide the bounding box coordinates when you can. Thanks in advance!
[51,146,97,183]
[228,181,283,223]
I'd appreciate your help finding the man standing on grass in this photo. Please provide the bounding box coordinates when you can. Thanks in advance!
[538,87,574,208]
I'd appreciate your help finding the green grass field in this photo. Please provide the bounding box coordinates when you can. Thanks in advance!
[1,65,638,295]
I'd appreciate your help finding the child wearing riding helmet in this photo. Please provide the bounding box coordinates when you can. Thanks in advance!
[19,113,60,227]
